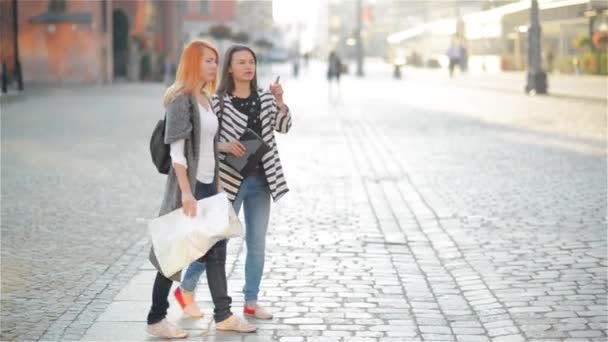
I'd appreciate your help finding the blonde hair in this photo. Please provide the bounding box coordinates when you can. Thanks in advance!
[163,40,219,107]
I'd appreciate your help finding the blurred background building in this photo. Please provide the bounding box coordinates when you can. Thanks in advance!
[0,0,182,85]
[315,0,606,75]
[1,0,606,93]
[0,0,291,92]
[182,0,285,61]
[182,0,236,49]
[381,0,607,74]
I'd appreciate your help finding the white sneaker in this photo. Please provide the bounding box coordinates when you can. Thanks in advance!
[215,314,257,333]
[183,302,204,319]
[146,319,188,339]
[244,304,273,320]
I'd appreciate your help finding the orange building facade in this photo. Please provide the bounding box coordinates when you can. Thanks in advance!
[0,0,183,86]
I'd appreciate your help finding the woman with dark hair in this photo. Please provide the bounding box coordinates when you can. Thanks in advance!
[175,45,292,320]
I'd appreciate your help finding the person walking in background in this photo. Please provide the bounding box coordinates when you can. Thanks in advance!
[327,51,342,101]
[447,40,461,78]
[458,44,468,73]
[163,55,176,86]
[292,51,300,78]
[327,51,342,84]
[175,44,293,321]
[546,49,555,73]
[146,39,256,339]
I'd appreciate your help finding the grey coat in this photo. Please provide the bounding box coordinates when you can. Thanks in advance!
[159,93,220,216]
[150,93,220,281]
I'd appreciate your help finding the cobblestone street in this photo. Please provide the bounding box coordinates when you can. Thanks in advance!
[1,64,606,341]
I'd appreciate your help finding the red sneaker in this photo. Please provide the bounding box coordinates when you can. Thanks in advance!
[243,305,273,320]
[174,287,203,318]
[174,287,187,309]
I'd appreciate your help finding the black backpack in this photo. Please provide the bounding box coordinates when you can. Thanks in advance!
[150,96,219,175]
[149,114,170,174]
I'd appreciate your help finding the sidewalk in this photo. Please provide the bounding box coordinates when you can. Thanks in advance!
[80,239,248,341]
[360,60,607,103]
[76,75,606,342]
[441,71,606,103]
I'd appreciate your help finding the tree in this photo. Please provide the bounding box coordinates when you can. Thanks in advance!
[233,32,250,44]
[208,25,232,41]
[254,38,273,49]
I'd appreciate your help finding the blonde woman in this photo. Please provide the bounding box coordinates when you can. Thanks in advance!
[146,40,255,339]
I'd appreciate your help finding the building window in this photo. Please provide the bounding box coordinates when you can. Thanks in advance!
[30,0,92,25]
[200,1,210,14]
[49,0,67,13]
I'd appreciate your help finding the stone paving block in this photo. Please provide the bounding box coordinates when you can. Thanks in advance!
[355,331,384,338]
[452,327,486,335]
[456,335,490,342]
[343,338,378,342]
[421,333,456,341]
[81,322,153,341]
[305,337,341,342]
[279,338,304,342]
[282,318,323,325]
[322,330,354,337]
[491,335,526,342]
[276,330,320,337]
[487,326,521,337]
[483,320,516,329]
[420,326,452,334]
[569,330,605,338]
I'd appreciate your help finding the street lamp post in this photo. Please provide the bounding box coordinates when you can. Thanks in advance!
[525,0,547,94]
[12,0,23,91]
[355,0,364,77]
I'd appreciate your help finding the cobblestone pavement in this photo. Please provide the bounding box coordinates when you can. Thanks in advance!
[2,65,606,341]
[1,85,171,341]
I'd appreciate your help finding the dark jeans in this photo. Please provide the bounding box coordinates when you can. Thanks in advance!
[449,58,459,77]
[147,181,232,324]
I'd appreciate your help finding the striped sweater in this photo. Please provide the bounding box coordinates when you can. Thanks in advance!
[211,89,292,202]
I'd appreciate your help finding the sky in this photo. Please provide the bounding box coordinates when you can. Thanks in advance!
[272,0,323,52]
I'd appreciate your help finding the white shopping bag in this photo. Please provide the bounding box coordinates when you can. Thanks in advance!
[148,192,242,278]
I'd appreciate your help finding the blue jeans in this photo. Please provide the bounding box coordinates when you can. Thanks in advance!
[180,175,271,304]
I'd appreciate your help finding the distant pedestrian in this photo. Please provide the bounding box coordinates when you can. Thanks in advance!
[292,52,300,78]
[447,42,461,78]
[546,50,555,73]
[327,51,342,102]
[458,44,468,73]
[163,56,176,86]
[327,51,342,84]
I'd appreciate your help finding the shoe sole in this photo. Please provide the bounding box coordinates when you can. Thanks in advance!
[244,312,273,320]
[145,330,189,339]
[216,327,257,333]
[184,311,204,319]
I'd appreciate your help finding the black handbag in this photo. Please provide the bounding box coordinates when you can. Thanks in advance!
[224,128,271,175]
[149,114,170,174]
